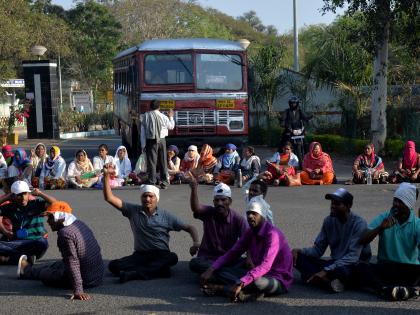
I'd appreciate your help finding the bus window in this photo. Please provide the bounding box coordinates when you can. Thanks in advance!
[144,54,193,85]
[196,54,243,90]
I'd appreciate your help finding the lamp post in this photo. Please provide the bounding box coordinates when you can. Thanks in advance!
[30,45,47,60]
[293,0,299,72]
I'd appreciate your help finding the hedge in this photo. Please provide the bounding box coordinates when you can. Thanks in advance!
[59,111,113,133]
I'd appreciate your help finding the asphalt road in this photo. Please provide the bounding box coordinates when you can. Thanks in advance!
[1,136,419,314]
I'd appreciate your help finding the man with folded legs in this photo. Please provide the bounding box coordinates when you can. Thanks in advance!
[200,197,293,302]
[357,182,420,301]
[0,181,56,265]
[188,176,248,286]
[292,188,371,292]
[17,201,104,301]
[103,164,199,282]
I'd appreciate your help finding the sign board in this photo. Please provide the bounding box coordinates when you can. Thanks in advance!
[0,79,25,88]
[71,90,93,113]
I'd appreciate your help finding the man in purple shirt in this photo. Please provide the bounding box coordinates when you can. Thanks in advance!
[188,177,248,281]
[201,196,293,303]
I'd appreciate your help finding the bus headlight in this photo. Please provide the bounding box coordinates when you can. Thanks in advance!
[228,120,244,131]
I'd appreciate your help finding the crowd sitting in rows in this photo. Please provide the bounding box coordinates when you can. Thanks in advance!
[0,139,418,191]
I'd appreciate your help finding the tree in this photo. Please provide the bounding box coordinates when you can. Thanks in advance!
[66,0,121,93]
[322,0,419,151]
[249,43,286,129]
[237,10,266,33]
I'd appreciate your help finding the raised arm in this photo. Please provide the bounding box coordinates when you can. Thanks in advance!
[32,188,57,204]
[188,174,207,215]
[102,165,123,210]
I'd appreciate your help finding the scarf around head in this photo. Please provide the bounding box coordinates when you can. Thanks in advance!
[403,140,418,169]
[45,146,61,170]
[75,150,93,173]
[199,144,217,171]
[360,143,383,169]
[303,142,333,171]
[12,148,31,169]
[222,150,239,169]
[114,145,130,168]
[32,143,48,168]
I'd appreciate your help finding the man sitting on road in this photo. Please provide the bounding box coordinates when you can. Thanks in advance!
[102,164,199,282]
[243,178,273,224]
[188,176,248,280]
[200,197,293,302]
[292,188,371,293]
[0,181,56,265]
[357,182,420,301]
[17,201,104,301]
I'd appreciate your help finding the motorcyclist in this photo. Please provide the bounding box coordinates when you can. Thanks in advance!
[282,96,312,166]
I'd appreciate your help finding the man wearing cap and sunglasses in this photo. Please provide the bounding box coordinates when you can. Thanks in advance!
[17,201,104,301]
[102,164,199,283]
[292,188,371,293]
[0,181,56,265]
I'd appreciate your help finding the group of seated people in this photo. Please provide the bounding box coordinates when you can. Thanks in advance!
[165,139,420,188]
[0,166,418,303]
[0,139,418,191]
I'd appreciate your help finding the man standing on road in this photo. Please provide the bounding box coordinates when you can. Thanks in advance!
[140,100,175,189]
[0,181,56,265]
[17,201,104,301]
[292,188,371,293]
[102,164,199,283]
[357,182,420,301]
[188,176,248,280]
[201,197,293,303]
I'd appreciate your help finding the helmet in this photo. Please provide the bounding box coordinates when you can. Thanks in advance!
[288,96,299,105]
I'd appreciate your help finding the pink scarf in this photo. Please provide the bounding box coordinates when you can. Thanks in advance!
[303,142,334,172]
[403,140,418,169]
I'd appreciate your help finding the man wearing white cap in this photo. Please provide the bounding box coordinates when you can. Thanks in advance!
[102,165,199,283]
[357,182,420,301]
[0,181,56,265]
[188,177,248,284]
[292,188,371,293]
[200,196,293,302]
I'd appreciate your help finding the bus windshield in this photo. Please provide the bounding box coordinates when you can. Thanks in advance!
[196,54,243,90]
[145,54,193,85]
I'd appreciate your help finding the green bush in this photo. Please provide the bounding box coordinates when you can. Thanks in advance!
[383,139,404,159]
[249,126,283,148]
[59,110,114,133]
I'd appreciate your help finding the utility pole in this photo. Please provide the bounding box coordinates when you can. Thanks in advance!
[293,0,299,72]
[58,54,63,111]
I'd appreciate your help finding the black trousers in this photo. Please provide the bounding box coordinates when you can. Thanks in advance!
[108,250,178,280]
[145,138,169,186]
[355,262,420,292]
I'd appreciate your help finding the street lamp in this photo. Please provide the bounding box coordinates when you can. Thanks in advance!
[30,45,47,60]
[238,39,251,50]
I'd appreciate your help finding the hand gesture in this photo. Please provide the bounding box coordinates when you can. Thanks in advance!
[168,109,174,118]
[31,188,41,197]
[188,172,198,189]
[70,293,91,301]
[103,163,115,176]
[200,267,214,285]
[380,215,397,230]
[189,244,199,256]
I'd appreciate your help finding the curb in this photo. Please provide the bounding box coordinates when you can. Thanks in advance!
[60,129,116,139]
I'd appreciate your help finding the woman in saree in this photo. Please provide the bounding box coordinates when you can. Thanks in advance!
[352,143,388,184]
[266,142,299,186]
[193,144,217,184]
[40,146,66,189]
[7,148,33,183]
[177,145,200,183]
[300,142,335,185]
[389,140,420,183]
[213,143,241,185]
[67,149,98,188]
[239,146,261,184]
[30,143,48,188]
[114,145,132,185]
[167,145,181,184]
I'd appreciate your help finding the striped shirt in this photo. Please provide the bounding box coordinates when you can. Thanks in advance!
[57,220,104,294]
[0,199,47,240]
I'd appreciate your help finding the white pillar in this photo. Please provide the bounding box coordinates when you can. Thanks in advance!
[293,0,299,72]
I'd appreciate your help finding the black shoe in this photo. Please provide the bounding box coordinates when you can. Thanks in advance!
[119,270,137,283]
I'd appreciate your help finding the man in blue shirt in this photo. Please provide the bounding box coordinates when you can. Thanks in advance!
[292,188,371,293]
[358,182,420,301]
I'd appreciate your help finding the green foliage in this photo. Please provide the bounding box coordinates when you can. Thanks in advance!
[383,139,405,159]
[59,110,114,133]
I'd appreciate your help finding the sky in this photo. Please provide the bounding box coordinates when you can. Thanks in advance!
[52,0,345,34]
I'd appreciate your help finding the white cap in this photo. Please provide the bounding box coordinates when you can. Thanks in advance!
[246,195,270,219]
[213,183,231,198]
[394,182,417,210]
[11,181,31,195]
[188,145,198,152]
[139,184,160,202]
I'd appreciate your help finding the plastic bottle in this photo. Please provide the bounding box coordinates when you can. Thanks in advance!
[237,169,243,188]
[366,168,372,185]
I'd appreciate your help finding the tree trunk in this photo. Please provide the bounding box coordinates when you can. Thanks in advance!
[371,22,389,152]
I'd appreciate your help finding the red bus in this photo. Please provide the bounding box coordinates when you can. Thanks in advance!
[113,38,250,156]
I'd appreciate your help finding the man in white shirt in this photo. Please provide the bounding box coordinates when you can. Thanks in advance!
[140,100,175,189]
